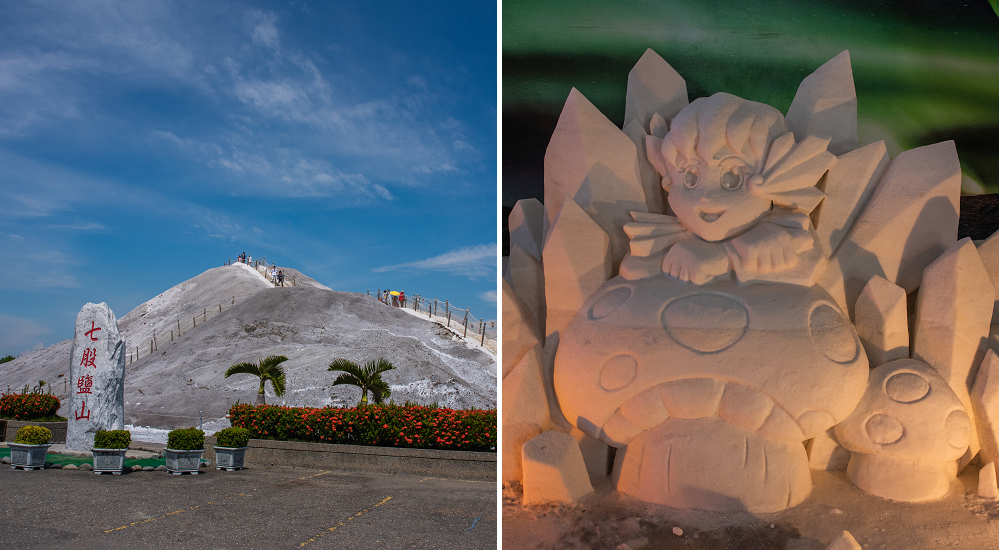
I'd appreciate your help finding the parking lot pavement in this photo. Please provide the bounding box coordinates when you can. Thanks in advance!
[0,464,497,549]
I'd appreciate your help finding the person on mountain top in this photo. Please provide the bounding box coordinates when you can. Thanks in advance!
[400,291,407,308]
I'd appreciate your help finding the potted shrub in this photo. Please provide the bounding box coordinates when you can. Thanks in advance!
[92,429,131,475]
[213,427,251,471]
[164,428,205,475]
[9,425,51,470]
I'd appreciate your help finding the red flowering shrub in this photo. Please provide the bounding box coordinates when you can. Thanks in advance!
[0,392,60,420]
[228,402,496,452]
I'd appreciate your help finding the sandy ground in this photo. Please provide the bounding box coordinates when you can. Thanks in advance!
[502,466,998,549]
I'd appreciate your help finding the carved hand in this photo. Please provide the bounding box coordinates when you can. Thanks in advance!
[661,237,731,284]
[730,223,806,274]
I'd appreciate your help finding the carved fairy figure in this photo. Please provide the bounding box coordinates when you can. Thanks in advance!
[620,92,835,286]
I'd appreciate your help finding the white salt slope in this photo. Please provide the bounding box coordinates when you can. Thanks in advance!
[0,265,496,429]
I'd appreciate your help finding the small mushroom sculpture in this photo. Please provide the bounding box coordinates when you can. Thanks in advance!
[553,275,870,512]
[835,358,971,502]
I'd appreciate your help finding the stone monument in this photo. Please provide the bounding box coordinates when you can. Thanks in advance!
[66,302,126,451]
[503,49,998,511]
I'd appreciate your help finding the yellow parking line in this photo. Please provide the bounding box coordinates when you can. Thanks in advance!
[297,496,393,547]
[101,493,248,534]
[418,476,495,485]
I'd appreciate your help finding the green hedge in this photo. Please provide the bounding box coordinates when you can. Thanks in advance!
[0,393,60,420]
[214,427,250,448]
[14,425,51,445]
[228,403,496,452]
[167,428,205,451]
[94,429,131,449]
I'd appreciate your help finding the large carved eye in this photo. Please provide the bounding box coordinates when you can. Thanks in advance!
[719,159,748,191]
[683,166,699,189]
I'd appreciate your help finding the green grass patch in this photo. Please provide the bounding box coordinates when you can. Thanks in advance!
[0,447,204,468]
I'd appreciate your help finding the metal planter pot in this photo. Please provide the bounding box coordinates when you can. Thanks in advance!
[164,448,205,475]
[9,443,50,470]
[92,448,127,475]
[213,446,249,471]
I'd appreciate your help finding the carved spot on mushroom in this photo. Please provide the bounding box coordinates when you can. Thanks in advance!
[661,294,748,353]
[865,414,903,445]
[945,409,971,449]
[600,354,638,391]
[590,286,632,320]
[885,371,930,403]
[808,304,858,364]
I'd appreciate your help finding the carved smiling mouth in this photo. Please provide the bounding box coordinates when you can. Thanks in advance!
[699,209,724,223]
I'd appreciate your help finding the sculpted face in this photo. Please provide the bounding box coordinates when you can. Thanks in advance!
[667,154,772,242]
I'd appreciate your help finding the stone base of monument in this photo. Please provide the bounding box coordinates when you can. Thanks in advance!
[165,449,205,475]
[92,448,128,475]
[8,443,51,471]
[213,446,248,471]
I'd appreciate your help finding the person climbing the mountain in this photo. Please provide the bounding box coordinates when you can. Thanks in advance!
[278,270,284,287]
[271,265,277,284]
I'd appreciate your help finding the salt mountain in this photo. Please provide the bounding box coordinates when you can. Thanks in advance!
[2,263,497,428]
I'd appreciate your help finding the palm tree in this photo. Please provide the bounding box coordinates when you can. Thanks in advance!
[225,355,288,406]
[327,358,395,406]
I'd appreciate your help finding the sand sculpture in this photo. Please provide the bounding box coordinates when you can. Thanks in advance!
[503,49,999,511]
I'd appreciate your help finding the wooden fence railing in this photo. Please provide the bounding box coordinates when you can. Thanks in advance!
[371,289,497,354]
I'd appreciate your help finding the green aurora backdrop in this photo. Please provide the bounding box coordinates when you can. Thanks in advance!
[502,0,998,221]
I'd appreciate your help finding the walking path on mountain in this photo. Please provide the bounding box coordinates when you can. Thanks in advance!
[1,263,497,431]
[0,463,496,549]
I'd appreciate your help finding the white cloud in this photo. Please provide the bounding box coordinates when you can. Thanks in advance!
[406,76,428,91]
[150,130,193,148]
[0,233,79,289]
[0,1,199,135]
[0,313,50,355]
[478,290,497,303]
[0,1,483,203]
[213,150,274,175]
[372,244,496,278]
[51,222,105,231]
[206,144,393,201]
[234,79,307,111]
[249,10,280,50]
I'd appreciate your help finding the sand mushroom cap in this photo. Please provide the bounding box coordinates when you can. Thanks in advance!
[835,358,971,462]
[554,275,869,447]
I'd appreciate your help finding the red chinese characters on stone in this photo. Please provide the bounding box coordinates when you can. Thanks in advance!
[77,374,93,395]
[74,400,91,421]
[84,321,102,341]
[80,348,97,368]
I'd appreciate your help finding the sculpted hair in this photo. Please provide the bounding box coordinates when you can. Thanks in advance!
[647,92,836,213]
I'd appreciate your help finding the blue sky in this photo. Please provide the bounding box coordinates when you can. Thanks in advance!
[0,0,498,357]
